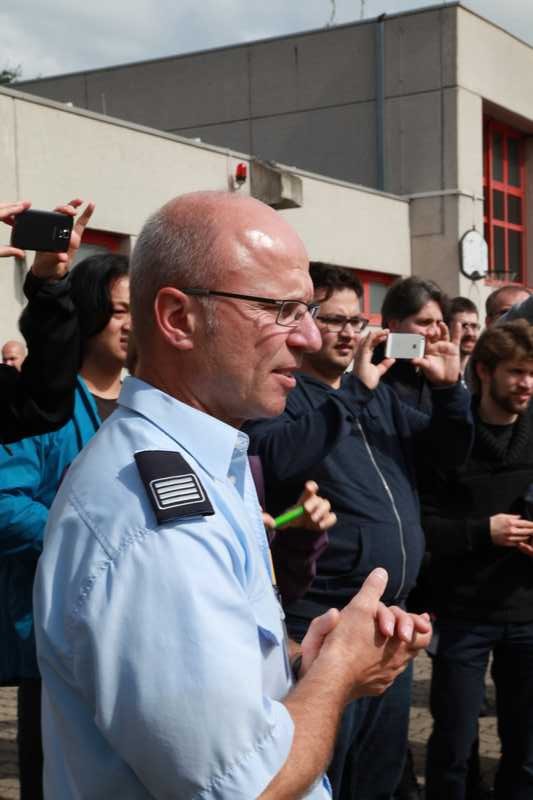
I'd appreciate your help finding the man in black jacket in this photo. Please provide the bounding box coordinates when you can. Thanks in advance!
[423,320,533,800]
[0,199,93,443]
[246,263,472,800]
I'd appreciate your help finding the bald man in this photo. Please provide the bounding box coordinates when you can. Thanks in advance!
[2,340,26,371]
[34,192,431,800]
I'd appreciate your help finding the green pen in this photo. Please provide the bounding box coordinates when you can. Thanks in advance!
[273,505,305,528]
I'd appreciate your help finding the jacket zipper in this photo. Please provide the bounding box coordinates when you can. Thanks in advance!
[356,419,407,601]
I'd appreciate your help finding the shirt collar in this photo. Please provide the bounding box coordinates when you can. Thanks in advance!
[118,376,248,481]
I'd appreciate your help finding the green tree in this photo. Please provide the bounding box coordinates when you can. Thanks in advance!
[0,65,22,85]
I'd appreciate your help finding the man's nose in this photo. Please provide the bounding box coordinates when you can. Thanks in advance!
[287,313,322,353]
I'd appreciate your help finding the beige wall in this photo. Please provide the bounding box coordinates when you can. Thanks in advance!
[0,87,410,343]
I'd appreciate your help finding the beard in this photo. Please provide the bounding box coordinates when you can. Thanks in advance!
[489,376,532,416]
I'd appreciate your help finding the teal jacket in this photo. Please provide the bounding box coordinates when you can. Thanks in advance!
[0,377,101,683]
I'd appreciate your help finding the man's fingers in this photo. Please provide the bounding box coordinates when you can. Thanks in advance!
[73,201,95,232]
[351,568,388,611]
[0,246,26,258]
[301,608,341,673]
[0,200,31,224]
[377,357,396,377]
[438,320,451,343]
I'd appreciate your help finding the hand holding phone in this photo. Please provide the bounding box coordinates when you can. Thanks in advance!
[10,209,73,253]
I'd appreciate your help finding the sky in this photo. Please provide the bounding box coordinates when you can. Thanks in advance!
[1,0,532,82]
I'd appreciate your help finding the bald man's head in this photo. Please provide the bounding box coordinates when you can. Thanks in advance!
[130,191,307,342]
[2,340,26,371]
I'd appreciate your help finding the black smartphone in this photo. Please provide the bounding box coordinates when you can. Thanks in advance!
[10,209,73,253]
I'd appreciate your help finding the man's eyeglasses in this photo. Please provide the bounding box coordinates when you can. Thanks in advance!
[460,322,480,332]
[316,315,369,334]
[182,288,320,328]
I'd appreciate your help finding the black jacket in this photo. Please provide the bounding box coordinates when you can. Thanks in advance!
[246,372,473,621]
[422,402,533,623]
[1,271,80,443]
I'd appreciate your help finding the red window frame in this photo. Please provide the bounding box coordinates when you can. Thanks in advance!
[483,118,527,284]
[354,269,396,325]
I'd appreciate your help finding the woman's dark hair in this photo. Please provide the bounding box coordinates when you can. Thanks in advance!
[381,276,449,327]
[309,262,363,300]
[69,253,129,347]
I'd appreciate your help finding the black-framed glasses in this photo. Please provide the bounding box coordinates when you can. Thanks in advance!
[182,288,320,328]
[316,314,369,333]
[460,321,480,332]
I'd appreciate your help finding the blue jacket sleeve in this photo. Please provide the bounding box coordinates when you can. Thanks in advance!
[245,373,373,482]
[0,436,49,560]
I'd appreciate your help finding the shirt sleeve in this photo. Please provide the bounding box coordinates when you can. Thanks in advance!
[69,515,295,799]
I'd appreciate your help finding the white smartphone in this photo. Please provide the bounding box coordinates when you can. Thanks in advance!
[385,332,425,359]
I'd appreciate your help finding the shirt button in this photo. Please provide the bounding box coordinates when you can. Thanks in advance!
[228,474,237,485]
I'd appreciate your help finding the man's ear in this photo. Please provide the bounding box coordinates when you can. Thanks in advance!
[153,287,195,351]
[388,318,401,333]
[475,360,490,385]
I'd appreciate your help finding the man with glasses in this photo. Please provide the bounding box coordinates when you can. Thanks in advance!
[246,262,473,800]
[33,193,433,800]
[447,296,481,375]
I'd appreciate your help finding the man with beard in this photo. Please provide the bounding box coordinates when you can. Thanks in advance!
[447,297,480,375]
[423,320,533,800]
[247,262,472,800]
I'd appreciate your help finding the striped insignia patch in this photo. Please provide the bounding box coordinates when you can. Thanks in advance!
[135,450,215,523]
[150,474,205,510]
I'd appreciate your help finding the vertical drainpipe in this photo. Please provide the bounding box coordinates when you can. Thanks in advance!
[375,14,386,192]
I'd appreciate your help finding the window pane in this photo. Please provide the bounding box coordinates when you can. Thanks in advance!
[508,195,522,225]
[492,133,503,181]
[370,282,389,314]
[508,138,521,187]
[493,190,505,220]
[493,226,505,278]
[508,230,522,281]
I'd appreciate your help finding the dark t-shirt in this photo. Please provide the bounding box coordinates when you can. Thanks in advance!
[91,395,118,422]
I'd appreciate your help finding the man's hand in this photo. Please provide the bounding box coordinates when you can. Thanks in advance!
[0,200,32,258]
[353,330,395,390]
[299,596,431,681]
[490,514,533,547]
[412,321,461,386]
[31,199,95,281]
[310,568,432,699]
[283,481,337,533]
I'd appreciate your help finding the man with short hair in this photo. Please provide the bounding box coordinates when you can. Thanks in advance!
[447,296,480,374]
[2,340,26,371]
[247,262,472,800]
[423,320,533,799]
[377,275,450,413]
[485,284,531,327]
[33,194,432,800]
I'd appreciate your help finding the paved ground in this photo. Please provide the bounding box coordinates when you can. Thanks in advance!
[0,652,499,799]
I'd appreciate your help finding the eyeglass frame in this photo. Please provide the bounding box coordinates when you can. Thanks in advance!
[181,287,320,327]
[316,314,370,334]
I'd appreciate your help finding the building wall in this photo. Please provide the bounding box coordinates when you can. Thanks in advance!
[16,6,458,193]
[0,87,410,343]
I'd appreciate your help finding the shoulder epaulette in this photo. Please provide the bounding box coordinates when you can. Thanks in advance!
[134,450,215,524]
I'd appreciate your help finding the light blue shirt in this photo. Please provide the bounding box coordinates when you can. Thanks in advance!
[34,377,331,799]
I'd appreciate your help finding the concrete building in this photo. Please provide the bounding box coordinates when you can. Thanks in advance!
[3,1,533,344]
[0,84,409,343]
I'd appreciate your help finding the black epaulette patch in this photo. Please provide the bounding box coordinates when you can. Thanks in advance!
[134,450,215,524]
